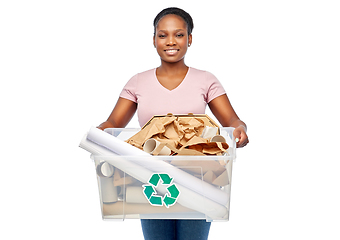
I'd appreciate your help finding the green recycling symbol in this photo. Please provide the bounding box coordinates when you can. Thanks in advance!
[142,173,180,208]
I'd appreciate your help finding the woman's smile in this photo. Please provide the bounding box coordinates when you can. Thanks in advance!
[165,49,180,55]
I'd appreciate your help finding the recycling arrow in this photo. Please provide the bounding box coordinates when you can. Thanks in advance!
[163,194,176,207]
[159,173,173,184]
[149,195,162,206]
[142,173,180,208]
[143,185,155,199]
[149,173,161,186]
[167,184,180,198]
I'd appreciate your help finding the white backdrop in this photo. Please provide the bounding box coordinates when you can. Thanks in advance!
[1,0,339,239]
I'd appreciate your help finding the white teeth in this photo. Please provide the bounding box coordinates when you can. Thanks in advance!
[166,49,177,53]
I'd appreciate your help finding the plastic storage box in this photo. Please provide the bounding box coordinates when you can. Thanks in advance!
[92,127,236,222]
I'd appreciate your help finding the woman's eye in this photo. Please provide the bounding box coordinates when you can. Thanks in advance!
[158,34,166,38]
[176,34,184,37]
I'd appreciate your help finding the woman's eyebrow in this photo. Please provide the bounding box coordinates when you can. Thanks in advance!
[157,29,186,33]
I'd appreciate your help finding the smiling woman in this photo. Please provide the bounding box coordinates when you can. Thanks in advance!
[152,8,193,91]
[153,14,192,63]
[97,7,249,240]
[153,14,192,91]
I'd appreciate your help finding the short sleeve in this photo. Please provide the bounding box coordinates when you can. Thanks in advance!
[119,74,138,103]
[205,71,226,103]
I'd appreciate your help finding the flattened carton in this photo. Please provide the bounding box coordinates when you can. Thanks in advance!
[92,114,236,222]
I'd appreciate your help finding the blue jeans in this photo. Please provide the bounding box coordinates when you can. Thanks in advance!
[141,219,211,240]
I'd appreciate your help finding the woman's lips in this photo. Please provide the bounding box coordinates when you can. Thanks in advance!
[164,49,179,55]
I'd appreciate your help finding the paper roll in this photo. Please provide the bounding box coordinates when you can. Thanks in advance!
[96,162,114,177]
[87,126,150,156]
[143,138,171,155]
[100,177,118,203]
[210,135,226,143]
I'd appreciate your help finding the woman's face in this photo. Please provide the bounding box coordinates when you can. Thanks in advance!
[153,14,192,64]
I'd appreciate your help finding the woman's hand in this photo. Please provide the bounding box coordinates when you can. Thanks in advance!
[233,125,249,148]
[208,94,249,148]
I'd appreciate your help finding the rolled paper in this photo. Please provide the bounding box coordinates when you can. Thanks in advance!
[84,127,230,206]
[100,177,118,203]
[210,135,226,143]
[126,186,149,204]
[87,126,150,156]
[80,134,229,219]
[79,133,114,156]
[143,138,171,156]
[96,161,114,177]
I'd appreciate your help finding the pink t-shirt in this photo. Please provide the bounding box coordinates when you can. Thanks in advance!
[119,67,226,127]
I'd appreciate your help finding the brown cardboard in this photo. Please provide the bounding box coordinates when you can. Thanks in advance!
[186,142,229,155]
[126,114,228,156]
[212,169,229,186]
[113,169,136,187]
[142,113,219,130]
[203,170,217,184]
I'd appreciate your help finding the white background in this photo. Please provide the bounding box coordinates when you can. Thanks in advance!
[1,0,339,239]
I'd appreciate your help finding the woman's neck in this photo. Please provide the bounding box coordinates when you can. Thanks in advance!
[157,59,188,75]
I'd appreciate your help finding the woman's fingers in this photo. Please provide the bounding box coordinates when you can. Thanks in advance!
[233,127,249,148]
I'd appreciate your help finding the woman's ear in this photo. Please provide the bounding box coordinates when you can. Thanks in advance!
[188,34,192,46]
[153,35,156,48]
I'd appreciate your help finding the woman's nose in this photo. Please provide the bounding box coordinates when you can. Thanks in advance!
[167,36,176,46]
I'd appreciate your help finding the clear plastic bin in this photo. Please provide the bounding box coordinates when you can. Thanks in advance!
[92,127,236,222]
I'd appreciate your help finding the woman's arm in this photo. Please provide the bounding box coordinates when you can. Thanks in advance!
[97,97,137,130]
[208,94,249,148]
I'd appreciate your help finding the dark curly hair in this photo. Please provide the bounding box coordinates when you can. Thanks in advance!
[153,7,194,35]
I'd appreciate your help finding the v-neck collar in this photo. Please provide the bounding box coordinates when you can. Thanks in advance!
[154,67,191,92]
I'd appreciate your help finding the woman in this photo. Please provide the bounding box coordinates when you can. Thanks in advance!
[98,7,249,240]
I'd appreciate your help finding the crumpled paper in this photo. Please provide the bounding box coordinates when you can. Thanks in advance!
[126,116,228,156]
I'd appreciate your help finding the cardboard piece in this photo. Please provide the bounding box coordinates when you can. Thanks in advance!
[186,141,229,155]
[126,116,177,150]
[126,114,228,156]
[203,170,217,184]
[212,169,229,186]
[113,169,137,187]
[201,126,219,139]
